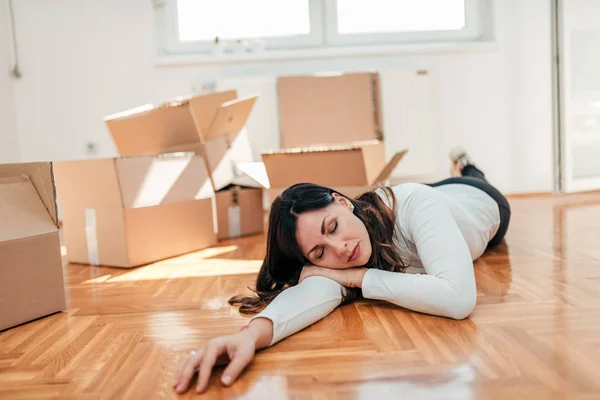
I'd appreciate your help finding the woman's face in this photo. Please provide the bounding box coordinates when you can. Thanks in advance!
[296,193,372,269]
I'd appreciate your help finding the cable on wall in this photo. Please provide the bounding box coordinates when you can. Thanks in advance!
[7,0,22,79]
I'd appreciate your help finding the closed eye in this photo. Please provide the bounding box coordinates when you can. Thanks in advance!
[330,220,338,235]
[316,247,325,259]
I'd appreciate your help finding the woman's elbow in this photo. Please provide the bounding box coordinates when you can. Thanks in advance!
[445,291,477,320]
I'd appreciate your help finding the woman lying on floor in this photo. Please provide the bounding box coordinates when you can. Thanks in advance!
[173,148,512,394]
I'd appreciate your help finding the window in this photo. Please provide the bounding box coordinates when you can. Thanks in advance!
[156,0,486,56]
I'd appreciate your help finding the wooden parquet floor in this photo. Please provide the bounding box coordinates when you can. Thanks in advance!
[2,192,600,399]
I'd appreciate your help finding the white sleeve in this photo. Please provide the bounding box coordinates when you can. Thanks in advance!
[250,276,344,346]
[362,185,477,319]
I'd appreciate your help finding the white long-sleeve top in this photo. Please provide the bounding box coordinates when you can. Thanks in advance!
[251,183,501,346]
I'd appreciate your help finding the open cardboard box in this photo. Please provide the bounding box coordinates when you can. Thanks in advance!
[278,71,382,149]
[262,70,408,199]
[105,90,265,241]
[54,153,217,268]
[239,141,408,201]
[0,162,66,331]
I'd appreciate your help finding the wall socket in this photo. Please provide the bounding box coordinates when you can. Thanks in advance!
[86,142,98,155]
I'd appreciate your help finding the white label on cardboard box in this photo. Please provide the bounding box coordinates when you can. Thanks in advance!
[228,206,241,239]
[85,208,100,265]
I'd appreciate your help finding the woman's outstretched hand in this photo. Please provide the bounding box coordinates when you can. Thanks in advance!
[173,318,273,394]
[299,265,368,288]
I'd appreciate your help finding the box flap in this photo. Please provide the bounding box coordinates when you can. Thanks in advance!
[356,141,386,184]
[187,90,238,139]
[236,162,271,189]
[203,95,259,142]
[106,103,199,157]
[278,72,382,148]
[0,162,58,226]
[115,153,212,208]
[54,159,124,209]
[106,91,247,157]
[373,149,409,184]
[203,128,258,191]
[0,176,58,242]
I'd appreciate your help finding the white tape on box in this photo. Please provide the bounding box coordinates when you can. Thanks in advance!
[228,206,241,239]
[84,208,100,265]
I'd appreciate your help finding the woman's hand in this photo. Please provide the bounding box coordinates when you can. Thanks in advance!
[173,317,273,394]
[173,331,256,394]
[299,264,368,288]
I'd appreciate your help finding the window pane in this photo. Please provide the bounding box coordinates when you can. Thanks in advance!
[336,0,466,34]
[177,0,311,42]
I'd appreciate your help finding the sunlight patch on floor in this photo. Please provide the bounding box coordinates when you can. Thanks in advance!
[82,258,262,283]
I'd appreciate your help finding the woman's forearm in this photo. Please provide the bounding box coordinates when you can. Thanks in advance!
[249,276,344,346]
[244,317,274,350]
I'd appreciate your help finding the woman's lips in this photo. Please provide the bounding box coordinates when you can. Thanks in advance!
[348,242,360,262]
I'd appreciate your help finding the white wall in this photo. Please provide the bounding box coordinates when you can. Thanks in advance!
[2,0,553,194]
[0,2,20,163]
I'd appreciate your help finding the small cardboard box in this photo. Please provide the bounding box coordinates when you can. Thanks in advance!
[278,72,382,149]
[239,141,408,201]
[54,153,216,268]
[215,185,264,240]
[0,162,66,331]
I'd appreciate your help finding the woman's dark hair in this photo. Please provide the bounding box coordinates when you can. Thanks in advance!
[229,183,406,314]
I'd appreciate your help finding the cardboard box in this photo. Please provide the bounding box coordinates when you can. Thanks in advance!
[105,91,258,192]
[105,90,264,241]
[240,141,408,200]
[54,153,217,268]
[278,72,382,149]
[0,162,66,331]
[215,185,264,240]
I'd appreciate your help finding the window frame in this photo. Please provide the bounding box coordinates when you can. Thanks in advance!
[156,0,325,55]
[324,0,484,46]
[155,0,487,57]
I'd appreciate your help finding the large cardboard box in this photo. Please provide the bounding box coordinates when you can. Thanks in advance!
[261,71,407,201]
[278,72,382,149]
[0,162,66,331]
[54,153,217,268]
[105,90,264,240]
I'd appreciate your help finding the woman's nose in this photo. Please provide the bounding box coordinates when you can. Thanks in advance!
[335,240,347,258]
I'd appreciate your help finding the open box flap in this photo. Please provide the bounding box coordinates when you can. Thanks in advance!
[106,104,198,157]
[187,90,238,138]
[203,95,259,142]
[0,162,58,227]
[373,149,409,184]
[0,176,58,242]
[236,162,271,189]
[105,90,241,157]
[278,72,382,148]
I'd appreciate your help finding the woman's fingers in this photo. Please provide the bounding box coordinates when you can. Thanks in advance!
[220,347,253,386]
[173,349,197,388]
[175,349,203,394]
[196,339,226,393]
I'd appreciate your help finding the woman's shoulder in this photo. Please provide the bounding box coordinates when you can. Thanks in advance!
[375,183,442,215]
[376,183,431,201]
